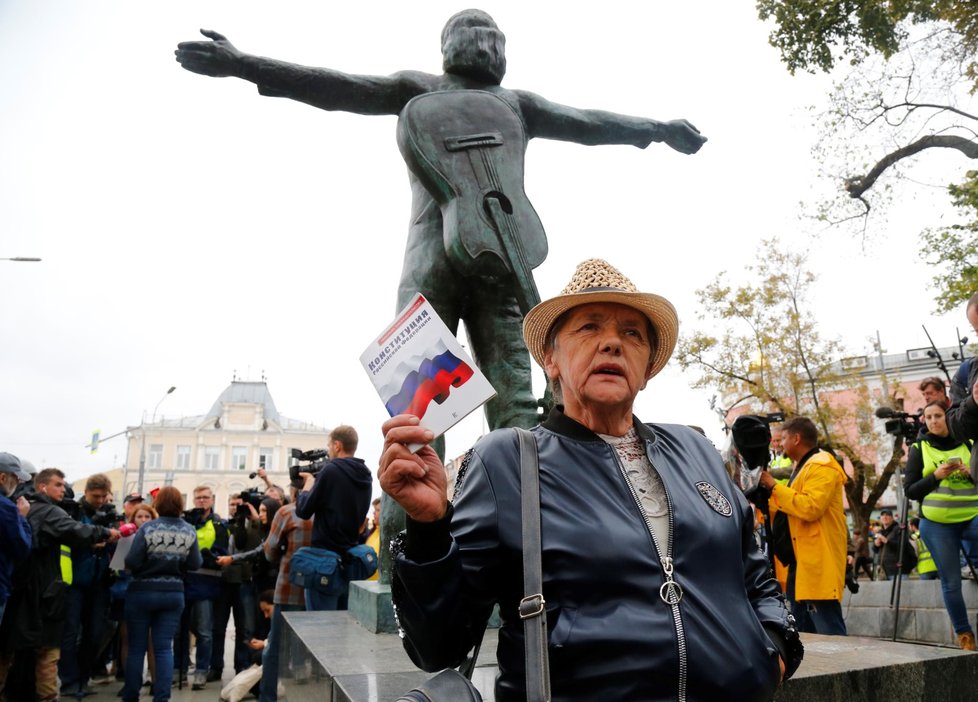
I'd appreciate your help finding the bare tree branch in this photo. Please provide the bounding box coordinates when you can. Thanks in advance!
[845,134,978,198]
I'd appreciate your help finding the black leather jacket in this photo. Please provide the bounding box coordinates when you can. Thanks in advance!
[393,408,801,702]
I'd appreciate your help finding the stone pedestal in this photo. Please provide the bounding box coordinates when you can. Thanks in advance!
[281,610,978,702]
[348,580,396,634]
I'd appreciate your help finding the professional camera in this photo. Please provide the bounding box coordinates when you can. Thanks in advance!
[729,412,785,511]
[59,485,82,520]
[238,487,265,512]
[92,503,121,528]
[874,407,922,444]
[289,448,329,482]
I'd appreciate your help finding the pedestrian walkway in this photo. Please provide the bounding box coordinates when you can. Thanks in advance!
[85,631,245,702]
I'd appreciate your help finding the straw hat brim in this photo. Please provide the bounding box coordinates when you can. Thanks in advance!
[522,288,679,380]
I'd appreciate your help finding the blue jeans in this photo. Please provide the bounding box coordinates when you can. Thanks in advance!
[919,516,978,634]
[303,572,349,611]
[179,598,214,674]
[259,604,304,702]
[786,566,847,635]
[123,589,184,702]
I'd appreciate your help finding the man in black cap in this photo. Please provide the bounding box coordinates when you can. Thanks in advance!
[122,493,144,523]
[0,453,32,629]
[874,509,916,579]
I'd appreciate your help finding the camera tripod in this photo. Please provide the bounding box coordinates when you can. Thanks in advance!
[889,494,978,640]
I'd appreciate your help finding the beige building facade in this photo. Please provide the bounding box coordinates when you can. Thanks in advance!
[120,380,330,513]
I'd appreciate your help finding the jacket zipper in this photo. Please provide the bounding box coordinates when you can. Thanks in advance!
[610,446,687,702]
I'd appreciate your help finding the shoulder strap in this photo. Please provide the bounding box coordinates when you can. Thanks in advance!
[516,427,551,702]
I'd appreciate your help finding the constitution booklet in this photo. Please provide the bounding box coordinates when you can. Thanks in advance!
[360,293,496,451]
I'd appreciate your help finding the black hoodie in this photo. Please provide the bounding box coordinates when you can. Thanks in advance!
[295,456,373,553]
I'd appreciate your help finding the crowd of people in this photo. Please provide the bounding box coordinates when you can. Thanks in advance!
[0,425,376,702]
[1,274,976,702]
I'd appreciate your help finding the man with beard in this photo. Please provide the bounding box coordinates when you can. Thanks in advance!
[174,9,706,434]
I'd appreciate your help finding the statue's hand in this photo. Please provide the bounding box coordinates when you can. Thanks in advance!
[660,119,707,155]
[175,29,244,78]
[379,415,449,524]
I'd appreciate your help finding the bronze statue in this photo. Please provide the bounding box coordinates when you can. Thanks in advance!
[175,9,706,434]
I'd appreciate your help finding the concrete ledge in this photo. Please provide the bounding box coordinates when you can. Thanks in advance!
[842,580,978,645]
[775,634,978,701]
[282,611,978,702]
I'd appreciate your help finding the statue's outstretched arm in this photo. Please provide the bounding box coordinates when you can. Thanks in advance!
[175,30,432,116]
[515,89,706,155]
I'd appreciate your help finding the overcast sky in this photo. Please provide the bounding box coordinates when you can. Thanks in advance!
[1,1,969,490]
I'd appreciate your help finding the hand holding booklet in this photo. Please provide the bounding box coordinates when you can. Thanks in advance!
[360,294,496,451]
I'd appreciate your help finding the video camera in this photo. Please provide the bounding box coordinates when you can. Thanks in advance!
[91,503,121,528]
[730,412,785,510]
[289,448,329,482]
[238,487,265,512]
[874,406,922,444]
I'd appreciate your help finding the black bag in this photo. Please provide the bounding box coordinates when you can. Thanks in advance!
[395,669,482,702]
[771,511,795,566]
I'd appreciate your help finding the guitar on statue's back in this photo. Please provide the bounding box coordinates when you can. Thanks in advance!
[397,89,547,317]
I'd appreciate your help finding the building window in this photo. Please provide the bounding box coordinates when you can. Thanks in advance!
[204,447,221,471]
[259,448,274,472]
[176,445,191,470]
[147,444,163,470]
[232,446,247,471]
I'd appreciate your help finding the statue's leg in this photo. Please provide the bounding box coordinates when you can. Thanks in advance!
[464,276,540,431]
[382,213,462,584]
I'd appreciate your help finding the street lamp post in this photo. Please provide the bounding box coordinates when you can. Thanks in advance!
[136,386,176,496]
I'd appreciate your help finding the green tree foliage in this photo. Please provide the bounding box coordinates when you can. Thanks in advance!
[757,1,976,83]
[758,1,978,312]
[922,170,978,311]
[676,238,903,535]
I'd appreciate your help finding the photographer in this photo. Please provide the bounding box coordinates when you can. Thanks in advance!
[255,468,289,505]
[294,426,372,611]
[0,468,120,702]
[59,473,121,699]
[947,293,978,452]
[211,492,262,679]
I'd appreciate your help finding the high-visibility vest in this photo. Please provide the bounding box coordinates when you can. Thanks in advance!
[912,533,937,575]
[769,454,792,486]
[60,544,73,585]
[919,440,978,523]
[196,518,217,551]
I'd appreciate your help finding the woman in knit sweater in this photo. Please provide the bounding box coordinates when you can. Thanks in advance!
[122,487,202,702]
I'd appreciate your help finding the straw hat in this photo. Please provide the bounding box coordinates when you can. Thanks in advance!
[522,259,678,379]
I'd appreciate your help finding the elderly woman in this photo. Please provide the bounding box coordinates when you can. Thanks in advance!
[380,260,802,701]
